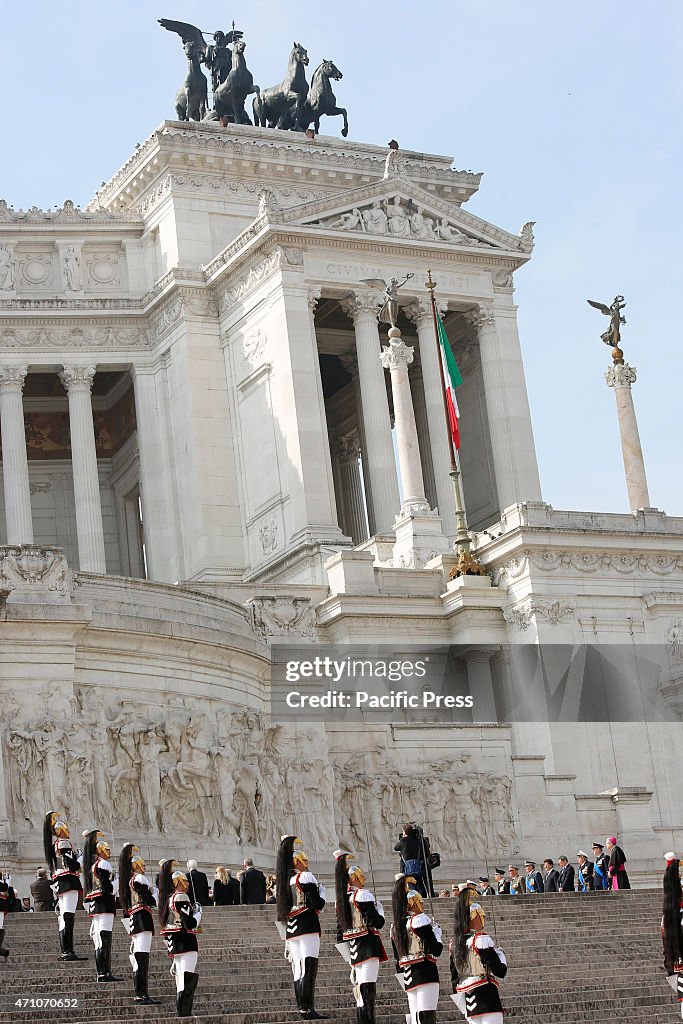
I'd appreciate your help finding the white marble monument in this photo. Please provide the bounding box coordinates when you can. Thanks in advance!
[0,123,681,890]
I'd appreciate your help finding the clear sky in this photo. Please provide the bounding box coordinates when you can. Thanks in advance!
[1,1,681,515]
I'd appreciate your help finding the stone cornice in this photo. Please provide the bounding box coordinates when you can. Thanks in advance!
[87,121,482,213]
[0,198,142,229]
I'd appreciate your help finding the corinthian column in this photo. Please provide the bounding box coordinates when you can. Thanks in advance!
[605,360,651,510]
[341,293,400,533]
[0,366,33,544]
[406,299,455,536]
[336,435,368,544]
[60,364,106,573]
[380,327,429,515]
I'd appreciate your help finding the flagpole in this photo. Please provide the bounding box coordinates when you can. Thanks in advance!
[425,269,486,580]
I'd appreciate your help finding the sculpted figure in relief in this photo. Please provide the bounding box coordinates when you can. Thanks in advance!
[62,246,81,291]
[362,200,388,234]
[0,242,15,290]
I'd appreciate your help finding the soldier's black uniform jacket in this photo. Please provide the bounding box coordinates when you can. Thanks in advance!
[161,892,200,956]
[392,912,443,990]
[450,931,507,1019]
[338,887,388,965]
[285,871,325,939]
[128,874,157,935]
[51,842,83,896]
[496,878,510,895]
[578,861,595,891]
[85,857,117,916]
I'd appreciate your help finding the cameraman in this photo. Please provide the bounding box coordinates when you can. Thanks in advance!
[394,823,427,896]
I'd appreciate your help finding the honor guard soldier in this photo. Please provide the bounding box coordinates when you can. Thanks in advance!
[43,811,87,961]
[119,843,160,1005]
[334,850,387,1024]
[390,874,443,1024]
[276,835,327,1019]
[662,853,683,1018]
[83,829,120,982]
[0,873,11,958]
[449,887,507,1024]
[159,859,201,1017]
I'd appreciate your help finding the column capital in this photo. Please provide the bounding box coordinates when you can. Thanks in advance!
[333,435,362,464]
[307,285,322,315]
[0,366,28,391]
[380,334,414,372]
[606,362,637,388]
[464,302,495,331]
[405,297,448,327]
[60,364,96,392]
[340,291,383,324]
[339,350,358,377]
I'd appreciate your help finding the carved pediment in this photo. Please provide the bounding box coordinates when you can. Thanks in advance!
[277,179,530,253]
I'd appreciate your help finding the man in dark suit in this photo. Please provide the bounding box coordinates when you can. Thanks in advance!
[543,858,560,892]
[30,868,55,912]
[186,859,211,906]
[557,855,576,892]
[524,860,544,893]
[494,868,509,895]
[240,859,266,905]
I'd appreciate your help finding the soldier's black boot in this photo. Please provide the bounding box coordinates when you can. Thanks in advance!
[98,931,121,981]
[134,951,160,1004]
[360,982,377,1024]
[0,928,8,958]
[63,913,87,961]
[299,957,327,1019]
[177,971,199,1017]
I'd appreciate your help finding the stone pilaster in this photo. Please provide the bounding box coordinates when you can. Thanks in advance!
[0,366,34,545]
[59,364,107,573]
[605,361,651,511]
[406,299,455,535]
[463,648,497,723]
[341,293,400,534]
[132,364,182,583]
[466,300,542,512]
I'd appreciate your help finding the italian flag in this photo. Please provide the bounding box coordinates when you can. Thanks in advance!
[437,314,463,450]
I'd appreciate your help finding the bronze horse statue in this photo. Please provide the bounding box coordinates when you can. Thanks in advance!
[253,42,309,130]
[301,60,350,138]
[298,60,348,137]
[174,40,208,122]
[214,40,259,125]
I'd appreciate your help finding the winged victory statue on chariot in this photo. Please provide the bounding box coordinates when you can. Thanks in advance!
[159,19,349,136]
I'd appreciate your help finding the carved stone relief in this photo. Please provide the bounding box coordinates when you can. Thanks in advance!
[248,596,316,640]
[313,195,496,247]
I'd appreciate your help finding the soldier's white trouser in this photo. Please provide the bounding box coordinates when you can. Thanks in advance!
[406,981,440,1024]
[0,911,4,927]
[351,958,380,1005]
[89,913,115,948]
[129,930,153,969]
[171,951,198,992]
[56,891,78,929]
[286,933,320,981]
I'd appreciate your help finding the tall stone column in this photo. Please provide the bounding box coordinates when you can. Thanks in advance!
[337,435,368,544]
[409,363,438,513]
[341,294,400,533]
[463,648,497,723]
[0,366,34,544]
[380,328,429,514]
[407,300,455,536]
[605,360,651,510]
[60,364,107,573]
[467,301,542,512]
